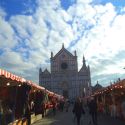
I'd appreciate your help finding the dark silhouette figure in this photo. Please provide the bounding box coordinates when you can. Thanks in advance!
[59,100,65,112]
[88,97,98,125]
[24,101,31,125]
[65,100,70,112]
[52,99,57,116]
[73,98,85,125]
[41,102,45,118]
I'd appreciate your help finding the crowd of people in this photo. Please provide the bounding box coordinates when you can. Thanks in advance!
[45,97,98,125]
[1,95,125,125]
[49,96,125,125]
[72,97,98,125]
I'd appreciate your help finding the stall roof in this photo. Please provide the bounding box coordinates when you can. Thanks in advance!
[26,80,45,90]
[0,68,64,99]
[92,79,125,96]
[0,69,26,83]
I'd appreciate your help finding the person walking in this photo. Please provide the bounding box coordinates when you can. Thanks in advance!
[72,98,85,125]
[88,97,98,125]
[65,100,70,112]
[52,98,57,116]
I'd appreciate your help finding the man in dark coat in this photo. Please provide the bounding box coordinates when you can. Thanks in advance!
[88,97,98,125]
[73,98,85,125]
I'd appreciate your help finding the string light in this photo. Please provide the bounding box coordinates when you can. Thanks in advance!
[7,82,10,86]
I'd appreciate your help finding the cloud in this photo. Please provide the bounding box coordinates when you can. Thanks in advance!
[68,2,125,85]
[0,0,125,86]
[0,14,17,49]
[0,7,6,18]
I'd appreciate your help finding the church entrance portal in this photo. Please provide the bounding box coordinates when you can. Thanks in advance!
[61,81,69,98]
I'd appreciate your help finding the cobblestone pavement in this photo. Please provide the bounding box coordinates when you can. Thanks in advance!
[32,107,125,125]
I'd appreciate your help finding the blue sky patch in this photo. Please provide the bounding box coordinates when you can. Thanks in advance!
[45,20,52,30]
[0,0,37,19]
[0,49,4,55]
[93,0,125,7]
[61,0,76,10]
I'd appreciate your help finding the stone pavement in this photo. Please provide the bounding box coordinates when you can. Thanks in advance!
[32,106,125,125]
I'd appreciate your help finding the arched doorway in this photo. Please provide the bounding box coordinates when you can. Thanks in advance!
[61,81,69,98]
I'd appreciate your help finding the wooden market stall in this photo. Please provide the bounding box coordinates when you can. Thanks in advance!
[91,79,125,119]
[0,69,63,125]
[0,69,29,125]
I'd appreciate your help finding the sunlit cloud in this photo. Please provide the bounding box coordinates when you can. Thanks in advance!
[0,0,125,86]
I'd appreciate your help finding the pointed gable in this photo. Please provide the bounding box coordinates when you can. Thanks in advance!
[79,66,87,73]
[53,46,74,60]
[43,69,50,75]
[79,55,88,73]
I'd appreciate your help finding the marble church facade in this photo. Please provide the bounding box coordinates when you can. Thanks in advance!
[39,45,92,99]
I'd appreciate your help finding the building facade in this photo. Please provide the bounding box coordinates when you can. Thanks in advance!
[39,45,92,99]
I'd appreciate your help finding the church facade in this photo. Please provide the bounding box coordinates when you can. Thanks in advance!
[39,45,92,99]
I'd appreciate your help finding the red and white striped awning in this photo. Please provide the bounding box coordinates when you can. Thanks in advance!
[0,69,26,83]
[27,80,45,90]
[0,68,64,99]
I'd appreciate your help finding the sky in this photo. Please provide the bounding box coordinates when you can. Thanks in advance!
[0,0,125,87]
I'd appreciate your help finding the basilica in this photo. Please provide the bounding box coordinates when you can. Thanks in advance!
[39,44,92,99]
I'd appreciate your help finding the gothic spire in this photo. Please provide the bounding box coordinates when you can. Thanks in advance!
[97,80,99,85]
[51,51,53,58]
[62,43,64,48]
[74,50,77,56]
[83,55,86,67]
[39,68,42,74]
[87,65,90,73]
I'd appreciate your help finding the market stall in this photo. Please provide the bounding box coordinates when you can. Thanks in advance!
[0,68,64,125]
[91,79,125,119]
[0,69,29,125]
